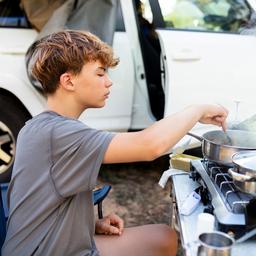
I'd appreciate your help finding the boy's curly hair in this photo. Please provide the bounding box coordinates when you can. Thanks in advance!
[27,30,119,95]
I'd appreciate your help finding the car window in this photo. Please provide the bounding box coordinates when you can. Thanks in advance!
[157,0,254,33]
[0,0,30,28]
[0,0,124,31]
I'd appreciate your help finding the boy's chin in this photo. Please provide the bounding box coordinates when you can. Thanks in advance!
[95,103,106,108]
[86,101,106,109]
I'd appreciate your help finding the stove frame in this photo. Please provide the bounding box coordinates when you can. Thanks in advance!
[191,160,248,225]
[167,162,256,256]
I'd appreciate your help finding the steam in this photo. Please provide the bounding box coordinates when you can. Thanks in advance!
[229,114,256,132]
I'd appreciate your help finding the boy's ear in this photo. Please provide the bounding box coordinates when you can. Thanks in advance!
[59,72,75,91]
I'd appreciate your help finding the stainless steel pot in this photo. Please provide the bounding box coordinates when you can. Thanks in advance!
[232,150,256,175]
[197,229,256,256]
[188,130,256,166]
[228,150,256,195]
[197,231,234,256]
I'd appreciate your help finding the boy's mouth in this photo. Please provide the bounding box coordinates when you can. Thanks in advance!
[104,92,110,98]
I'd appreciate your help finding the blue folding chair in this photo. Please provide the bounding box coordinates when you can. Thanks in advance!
[93,185,112,219]
[0,183,111,253]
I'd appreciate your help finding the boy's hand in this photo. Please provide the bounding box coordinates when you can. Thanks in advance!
[95,213,124,236]
[198,104,228,130]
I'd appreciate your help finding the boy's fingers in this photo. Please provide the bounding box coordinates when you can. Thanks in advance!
[213,116,228,131]
[108,225,121,235]
[221,121,227,132]
[109,214,124,232]
[101,222,120,235]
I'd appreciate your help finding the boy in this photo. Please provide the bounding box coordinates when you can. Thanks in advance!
[2,30,228,256]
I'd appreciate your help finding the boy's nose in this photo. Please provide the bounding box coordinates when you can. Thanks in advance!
[106,76,112,88]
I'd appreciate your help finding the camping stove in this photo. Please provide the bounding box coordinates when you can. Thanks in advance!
[190,159,256,238]
[166,159,256,256]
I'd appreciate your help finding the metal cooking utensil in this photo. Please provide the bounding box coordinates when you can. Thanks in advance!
[221,123,233,145]
[236,227,256,243]
[197,231,234,256]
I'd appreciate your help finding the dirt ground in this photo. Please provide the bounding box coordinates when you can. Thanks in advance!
[97,155,172,227]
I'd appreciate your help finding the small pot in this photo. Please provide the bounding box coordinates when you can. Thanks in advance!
[228,150,256,195]
[232,150,256,176]
[197,231,234,256]
[196,229,256,256]
[228,169,256,196]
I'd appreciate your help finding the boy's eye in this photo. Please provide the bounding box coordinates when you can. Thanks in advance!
[97,73,105,77]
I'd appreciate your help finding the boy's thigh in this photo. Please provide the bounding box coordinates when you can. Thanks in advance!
[95,224,177,256]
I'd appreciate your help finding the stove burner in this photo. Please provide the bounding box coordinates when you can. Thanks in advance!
[190,159,256,238]
[203,160,253,214]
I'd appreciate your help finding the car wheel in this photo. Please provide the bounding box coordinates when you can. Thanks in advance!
[0,93,31,183]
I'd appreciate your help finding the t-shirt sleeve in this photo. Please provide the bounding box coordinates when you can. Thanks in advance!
[50,119,115,197]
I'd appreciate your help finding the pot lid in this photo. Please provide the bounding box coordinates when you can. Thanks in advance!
[232,151,256,170]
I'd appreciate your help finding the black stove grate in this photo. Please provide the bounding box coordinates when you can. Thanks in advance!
[201,159,254,214]
[189,159,256,238]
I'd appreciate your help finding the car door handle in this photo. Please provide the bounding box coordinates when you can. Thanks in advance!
[0,47,25,55]
[171,49,201,61]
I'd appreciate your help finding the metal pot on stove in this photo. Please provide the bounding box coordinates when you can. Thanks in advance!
[228,150,256,196]
[188,130,256,166]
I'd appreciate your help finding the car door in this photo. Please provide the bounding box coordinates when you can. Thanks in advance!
[154,0,256,136]
[80,2,135,131]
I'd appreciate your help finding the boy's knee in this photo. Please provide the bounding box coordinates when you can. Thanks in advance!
[156,224,178,256]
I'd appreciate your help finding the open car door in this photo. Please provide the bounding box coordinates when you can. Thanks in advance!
[154,0,256,149]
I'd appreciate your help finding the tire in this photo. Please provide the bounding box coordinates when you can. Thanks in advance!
[0,93,31,183]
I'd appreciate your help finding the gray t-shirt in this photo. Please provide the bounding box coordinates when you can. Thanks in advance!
[2,111,114,256]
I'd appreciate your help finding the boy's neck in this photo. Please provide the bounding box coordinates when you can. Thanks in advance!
[47,96,84,119]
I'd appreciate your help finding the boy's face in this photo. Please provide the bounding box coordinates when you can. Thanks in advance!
[71,60,112,109]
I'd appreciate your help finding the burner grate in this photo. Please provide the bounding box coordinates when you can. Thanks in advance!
[190,159,256,236]
[205,162,252,214]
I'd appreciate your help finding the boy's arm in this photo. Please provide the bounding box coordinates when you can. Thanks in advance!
[103,104,228,164]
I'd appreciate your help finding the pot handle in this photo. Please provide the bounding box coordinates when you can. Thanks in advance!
[228,168,255,182]
[236,227,256,243]
[187,132,203,142]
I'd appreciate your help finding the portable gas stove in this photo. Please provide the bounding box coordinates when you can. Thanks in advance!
[160,158,256,256]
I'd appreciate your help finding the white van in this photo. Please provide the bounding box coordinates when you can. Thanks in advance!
[1,0,256,181]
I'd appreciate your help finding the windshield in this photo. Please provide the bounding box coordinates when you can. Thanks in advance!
[143,0,255,33]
